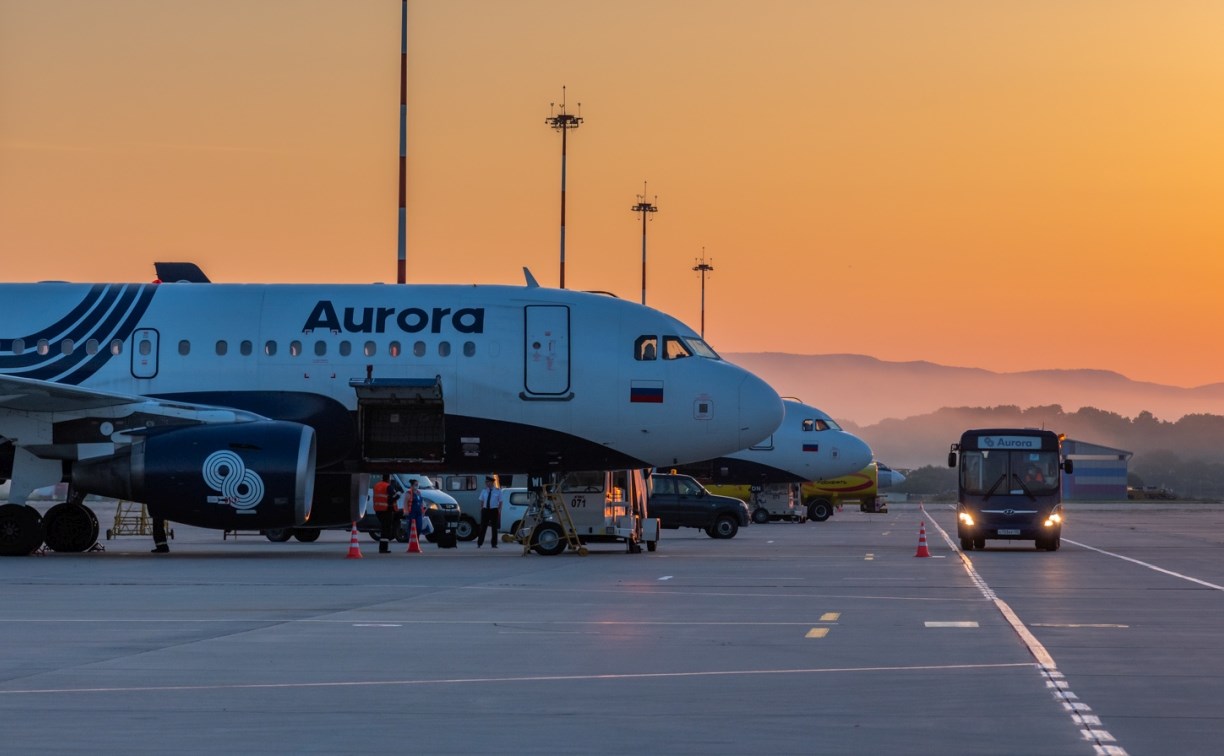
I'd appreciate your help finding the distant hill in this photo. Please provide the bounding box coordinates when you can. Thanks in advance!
[725,352,1224,426]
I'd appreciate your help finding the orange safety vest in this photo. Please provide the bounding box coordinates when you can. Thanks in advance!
[373,481,390,512]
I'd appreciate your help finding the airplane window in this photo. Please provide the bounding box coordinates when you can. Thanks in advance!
[61,339,74,355]
[37,339,49,355]
[634,335,658,361]
[240,340,253,356]
[264,340,277,357]
[178,340,190,356]
[315,340,327,357]
[413,341,426,357]
[388,341,400,357]
[85,339,99,355]
[682,337,720,359]
[663,337,692,360]
[463,341,475,357]
[339,341,351,357]
[216,340,228,356]
[110,339,123,356]
[438,341,451,357]
[289,341,302,357]
[803,419,815,432]
[11,338,23,355]
[363,341,376,357]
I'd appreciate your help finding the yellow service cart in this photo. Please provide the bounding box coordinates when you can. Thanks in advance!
[105,501,173,540]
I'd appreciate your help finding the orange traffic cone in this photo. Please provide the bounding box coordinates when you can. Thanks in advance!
[345,522,363,559]
[406,518,422,554]
[915,521,931,558]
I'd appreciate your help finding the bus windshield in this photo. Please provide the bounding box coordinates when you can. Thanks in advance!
[960,450,1059,496]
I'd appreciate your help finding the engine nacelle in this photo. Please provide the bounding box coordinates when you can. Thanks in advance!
[72,421,316,530]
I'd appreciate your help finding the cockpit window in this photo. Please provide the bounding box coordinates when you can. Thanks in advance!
[635,335,658,361]
[682,337,720,359]
[803,418,841,432]
[662,336,692,360]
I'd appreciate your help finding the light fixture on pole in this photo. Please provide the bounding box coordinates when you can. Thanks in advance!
[692,250,715,338]
[545,87,582,289]
[631,182,658,305]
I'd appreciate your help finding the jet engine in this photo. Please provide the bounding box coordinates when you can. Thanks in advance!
[72,421,316,530]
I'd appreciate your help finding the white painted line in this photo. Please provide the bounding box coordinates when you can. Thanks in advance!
[926,517,1130,756]
[0,661,1036,696]
[1064,539,1224,591]
[924,621,979,628]
[658,576,673,581]
[352,623,401,628]
[1032,624,1128,629]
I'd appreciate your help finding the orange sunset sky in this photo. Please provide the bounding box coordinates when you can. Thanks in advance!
[2,1,1223,388]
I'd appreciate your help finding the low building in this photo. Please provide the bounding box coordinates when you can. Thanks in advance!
[1062,439,1132,500]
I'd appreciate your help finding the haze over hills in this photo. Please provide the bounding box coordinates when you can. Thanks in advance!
[725,353,1224,427]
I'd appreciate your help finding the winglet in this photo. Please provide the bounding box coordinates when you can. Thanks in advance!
[523,267,540,288]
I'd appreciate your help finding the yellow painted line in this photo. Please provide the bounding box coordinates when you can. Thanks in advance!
[819,612,840,622]
[805,628,830,638]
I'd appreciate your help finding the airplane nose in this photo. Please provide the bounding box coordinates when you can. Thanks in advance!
[737,372,784,449]
[836,432,873,473]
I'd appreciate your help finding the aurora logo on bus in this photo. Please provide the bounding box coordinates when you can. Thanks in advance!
[979,435,1041,449]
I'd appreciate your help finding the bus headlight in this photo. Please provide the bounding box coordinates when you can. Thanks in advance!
[958,512,975,527]
[1043,513,1062,527]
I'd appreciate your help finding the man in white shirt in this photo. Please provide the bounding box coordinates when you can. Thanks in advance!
[476,475,502,548]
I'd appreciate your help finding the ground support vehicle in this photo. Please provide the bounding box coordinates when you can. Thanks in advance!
[800,462,887,521]
[504,470,659,555]
[949,428,1071,551]
[707,483,806,524]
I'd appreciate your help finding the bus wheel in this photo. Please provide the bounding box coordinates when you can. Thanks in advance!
[960,537,974,551]
[973,537,986,550]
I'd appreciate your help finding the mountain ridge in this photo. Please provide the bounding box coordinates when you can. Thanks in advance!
[724,352,1224,426]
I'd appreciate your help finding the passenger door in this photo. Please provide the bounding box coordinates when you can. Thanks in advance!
[523,305,571,397]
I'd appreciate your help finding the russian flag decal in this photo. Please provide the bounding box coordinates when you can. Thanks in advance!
[802,443,820,452]
[630,380,664,403]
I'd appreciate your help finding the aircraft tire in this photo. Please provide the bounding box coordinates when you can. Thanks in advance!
[0,503,45,556]
[43,502,99,553]
[264,528,294,542]
[293,528,321,543]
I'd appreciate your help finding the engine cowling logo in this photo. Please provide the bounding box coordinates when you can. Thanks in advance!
[203,450,265,514]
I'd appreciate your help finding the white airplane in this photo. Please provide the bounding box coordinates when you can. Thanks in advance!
[674,398,873,484]
[0,269,783,555]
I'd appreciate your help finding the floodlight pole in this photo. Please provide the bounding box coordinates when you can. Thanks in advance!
[692,250,715,338]
[545,87,582,289]
[631,182,658,305]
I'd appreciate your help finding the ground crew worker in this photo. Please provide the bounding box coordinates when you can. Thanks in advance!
[151,515,170,554]
[404,478,426,542]
[373,477,403,554]
[476,475,502,548]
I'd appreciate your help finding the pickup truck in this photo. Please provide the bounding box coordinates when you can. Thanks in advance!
[648,473,750,539]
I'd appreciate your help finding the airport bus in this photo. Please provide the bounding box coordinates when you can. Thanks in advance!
[948,428,1072,551]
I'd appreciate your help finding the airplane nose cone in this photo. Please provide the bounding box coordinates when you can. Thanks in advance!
[738,372,784,449]
[836,432,873,473]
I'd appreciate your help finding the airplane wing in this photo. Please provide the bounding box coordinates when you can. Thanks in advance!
[0,373,266,502]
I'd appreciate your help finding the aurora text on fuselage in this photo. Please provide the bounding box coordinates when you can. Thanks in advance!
[302,301,486,334]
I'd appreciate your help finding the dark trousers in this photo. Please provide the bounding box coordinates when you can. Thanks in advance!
[477,508,500,547]
[152,517,169,552]
[376,509,400,551]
